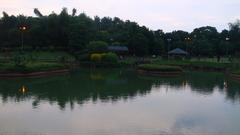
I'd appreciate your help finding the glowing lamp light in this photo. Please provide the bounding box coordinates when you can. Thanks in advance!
[19,85,28,94]
[22,26,26,30]
[185,37,191,41]
[19,26,27,31]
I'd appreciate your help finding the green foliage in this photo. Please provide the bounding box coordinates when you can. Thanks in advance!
[69,13,94,50]
[90,52,118,63]
[232,70,240,75]
[0,62,66,73]
[90,53,102,62]
[152,59,229,69]
[25,62,66,72]
[102,52,118,63]
[87,41,108,52]
[58,56,67,63]
[0,51,76,63]
[0,8,240,58]
[76,53,89,61]
[13,54,27,67]
[138,64,183,72]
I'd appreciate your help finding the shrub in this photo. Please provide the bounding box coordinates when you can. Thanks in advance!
[58,56,66,63]
[90,53,102,62]
[13,55,27,67]
[77,53,89,61]
[102,52,118,63]
[90,52,118,63]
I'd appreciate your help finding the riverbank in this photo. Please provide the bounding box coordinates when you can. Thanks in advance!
[137,64,183,76]
[0,69,69,78]
[0,62,69,77]
[230,70,240,80]
[78,59,235,73]
[0,51,239,78]
[150,59,230,71]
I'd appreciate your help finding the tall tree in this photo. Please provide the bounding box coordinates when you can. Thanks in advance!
[34,8,43,17]
[72,8,77,16]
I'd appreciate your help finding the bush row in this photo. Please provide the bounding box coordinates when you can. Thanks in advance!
[90,52,118,63]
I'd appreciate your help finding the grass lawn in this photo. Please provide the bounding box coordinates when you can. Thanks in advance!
[0,62,67,73]
[232,70,240,75]
[0,51,74,73]
[151,59,230,69]
[0,51,76,62]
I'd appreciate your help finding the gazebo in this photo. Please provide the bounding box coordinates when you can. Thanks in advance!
[107,45,129,59]
[108,46,129,54]
[168,48,188,56]
[168,48,188,60]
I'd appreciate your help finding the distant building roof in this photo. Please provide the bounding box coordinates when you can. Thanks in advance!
[168,48,188,55]
[108,46,129,52]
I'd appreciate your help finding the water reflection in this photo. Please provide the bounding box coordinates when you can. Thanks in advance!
[0,69,240,110]
[19,85,28,94]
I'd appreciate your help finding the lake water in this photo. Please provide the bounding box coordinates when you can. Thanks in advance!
[0,69,240,135]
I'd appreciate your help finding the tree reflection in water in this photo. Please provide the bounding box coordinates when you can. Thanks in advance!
[0,69,239,110]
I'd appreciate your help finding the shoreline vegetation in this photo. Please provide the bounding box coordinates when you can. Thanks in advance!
[0,51,72,77]
[0,62,67,73]
[0,9,239,79]
[0,69,69,78]
[0,51,238,78]
[231,70,240,80]
[0,61,69,77]
[137,64,183,76]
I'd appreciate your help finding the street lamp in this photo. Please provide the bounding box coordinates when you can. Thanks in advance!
[167,38,172,59]
[19,26,27,51]
[185,37,191,54]
[225,37,230,56]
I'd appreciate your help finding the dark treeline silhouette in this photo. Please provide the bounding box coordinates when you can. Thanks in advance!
[0,8,240,57]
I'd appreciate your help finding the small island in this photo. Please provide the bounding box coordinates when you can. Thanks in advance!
[137,64,183,76]
[231,70,240,80]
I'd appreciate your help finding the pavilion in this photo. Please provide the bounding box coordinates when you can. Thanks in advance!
[168,48,188,56]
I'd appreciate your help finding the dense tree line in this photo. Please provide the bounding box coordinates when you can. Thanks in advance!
[0,8,239,57]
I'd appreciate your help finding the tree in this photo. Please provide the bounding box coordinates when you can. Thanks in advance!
[72,8,77,16]
[152,30,165,55]
[190,26,219,56]
[229,20,240,55]
[0,9,240,58]
[34,8,43,17]
[69,13,95,51]
[128,33,149,56]
[87,41,108,52]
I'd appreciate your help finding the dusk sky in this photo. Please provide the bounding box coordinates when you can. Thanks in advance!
[0,0,239,32]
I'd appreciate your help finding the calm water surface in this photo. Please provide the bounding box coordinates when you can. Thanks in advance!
[0,69,240,135]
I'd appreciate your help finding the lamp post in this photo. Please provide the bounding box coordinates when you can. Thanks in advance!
[167,38,172,59]
[19,26,27,51]
[225,37,230,58]
[185,37,191,53]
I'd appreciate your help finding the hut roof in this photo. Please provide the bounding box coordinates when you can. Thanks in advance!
[108,46,129,52]
[168,48,188,55]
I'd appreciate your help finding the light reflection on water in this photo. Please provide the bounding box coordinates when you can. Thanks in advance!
[0,69,240,135]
